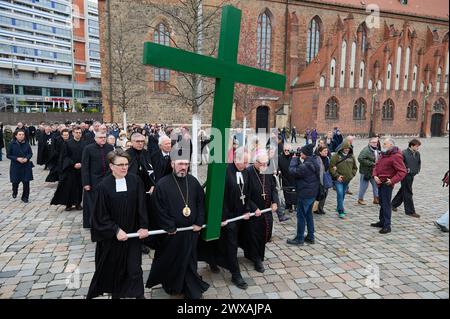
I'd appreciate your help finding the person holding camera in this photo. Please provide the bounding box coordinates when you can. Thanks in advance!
[370,138,407,234]
[287,144,320,246]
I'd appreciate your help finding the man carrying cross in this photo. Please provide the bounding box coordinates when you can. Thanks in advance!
[146,147,209,299]
[239,150,278,273]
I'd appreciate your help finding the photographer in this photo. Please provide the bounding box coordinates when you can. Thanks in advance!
[287,144,320,246]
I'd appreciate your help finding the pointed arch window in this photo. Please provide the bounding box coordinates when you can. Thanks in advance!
[325,97,339,119]
[353,98,366,120]
[306,17,321,64]
[382,99,395,120]
[407,100,418,120]
[257,10,272,70]
[153,23,170,92]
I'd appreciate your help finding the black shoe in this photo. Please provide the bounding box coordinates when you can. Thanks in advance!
[231,275,248,290]
[75,205,83,210]
[392,207,398,212]
[141,245,151,255]
[316,210,326,215]
[304,237,315,245]
[379,227,391,234]
[254,260,265,273]
[278,215,290,222]
[21,198,29,203]
[65,206,72,211]
[434,221,449,233]
[286,238,304,246]
[12,194,17,199]
[209,264,220,274]
[370,222,383,228]
[407,213,421,218]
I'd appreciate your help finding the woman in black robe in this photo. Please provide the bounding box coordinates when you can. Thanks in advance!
[87,149,149,299]
[146,159,209,299]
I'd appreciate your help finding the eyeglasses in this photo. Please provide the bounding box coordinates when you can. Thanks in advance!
[112,163,129,167]
[97,136,106,139]
[134,140,145,143]
[256,160,268,166]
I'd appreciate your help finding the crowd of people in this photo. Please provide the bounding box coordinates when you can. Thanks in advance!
[0,120,448,299]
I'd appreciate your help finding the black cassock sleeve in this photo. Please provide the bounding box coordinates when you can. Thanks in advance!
[154,183,177,233]
[60,143,74,173]
[195,180,205,226]
[136,178,149,229]
[81,147,90,187]
[271,175,279,205]
[91,184,119,242]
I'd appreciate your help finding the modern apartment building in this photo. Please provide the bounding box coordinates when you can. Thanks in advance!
[0,0,101,113]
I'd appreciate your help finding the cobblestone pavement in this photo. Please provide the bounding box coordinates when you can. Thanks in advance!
[0,137,448,299]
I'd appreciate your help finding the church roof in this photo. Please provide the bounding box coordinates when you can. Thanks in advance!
[304,0,449,21]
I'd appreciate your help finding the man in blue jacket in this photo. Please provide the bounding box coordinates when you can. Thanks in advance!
[287,144,320,246]
[8,129,33,203]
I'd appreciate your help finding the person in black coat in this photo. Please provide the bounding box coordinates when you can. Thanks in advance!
[37,125,53,168]
[7,129,34,203]
[150,135,173,183]
[0,122,4,161]
[287,144,320,246]
[28,124,37,146]
[81,132,114,228]
[278,143,297,212]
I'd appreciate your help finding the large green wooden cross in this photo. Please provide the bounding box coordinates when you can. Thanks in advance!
[143,5,286,240]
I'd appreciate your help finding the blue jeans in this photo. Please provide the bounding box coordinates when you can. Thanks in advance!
[358,174,379,200]
[296,197,315,242]
[335,181,349,214]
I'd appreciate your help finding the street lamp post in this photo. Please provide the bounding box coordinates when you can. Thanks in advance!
[11,56,17,112]
[70,4,76,112]
[420,87,430,137]
[369,86,378,137]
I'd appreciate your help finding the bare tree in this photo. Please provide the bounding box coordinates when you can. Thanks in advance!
[109,15,146,129]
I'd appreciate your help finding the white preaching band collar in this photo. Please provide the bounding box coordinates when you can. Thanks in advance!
[115,178,127,192]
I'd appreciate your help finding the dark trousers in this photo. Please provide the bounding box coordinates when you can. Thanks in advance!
[317,189,329,213]
[0,147,3,161]
[378,184,393,228]
[291,136,297,143]
[29,136,36,146]
[222,223,241,276]
[13,182,30,200]
[392,174,415,215]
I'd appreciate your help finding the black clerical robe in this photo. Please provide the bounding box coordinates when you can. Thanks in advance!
[50,138,86,207]
[127,147,157,246]
[199,163,252,275]
[45,135,65,182]
[278,153,297,208]
[150,150,173,182]
[87,174,148,299]
[146,174,209,299]
[239,165,278,263]
[81,143,114,228]
[37,132,53,166]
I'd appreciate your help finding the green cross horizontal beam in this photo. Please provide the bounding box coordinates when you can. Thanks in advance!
[143,43,286,92]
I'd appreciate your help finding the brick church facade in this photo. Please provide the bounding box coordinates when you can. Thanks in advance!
[98,0,449,137]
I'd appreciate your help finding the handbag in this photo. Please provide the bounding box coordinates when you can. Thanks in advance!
[323,171,333,189]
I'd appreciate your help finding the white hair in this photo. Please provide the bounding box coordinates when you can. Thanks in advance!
[384,137,396,146]
[159,135,171,146]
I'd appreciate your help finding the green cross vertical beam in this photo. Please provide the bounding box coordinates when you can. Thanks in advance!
[142,5,286,241]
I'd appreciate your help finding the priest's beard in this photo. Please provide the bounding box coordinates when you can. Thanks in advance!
[174,171,187,178]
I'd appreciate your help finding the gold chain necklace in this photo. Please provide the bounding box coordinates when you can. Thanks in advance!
[172,174,191,217]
